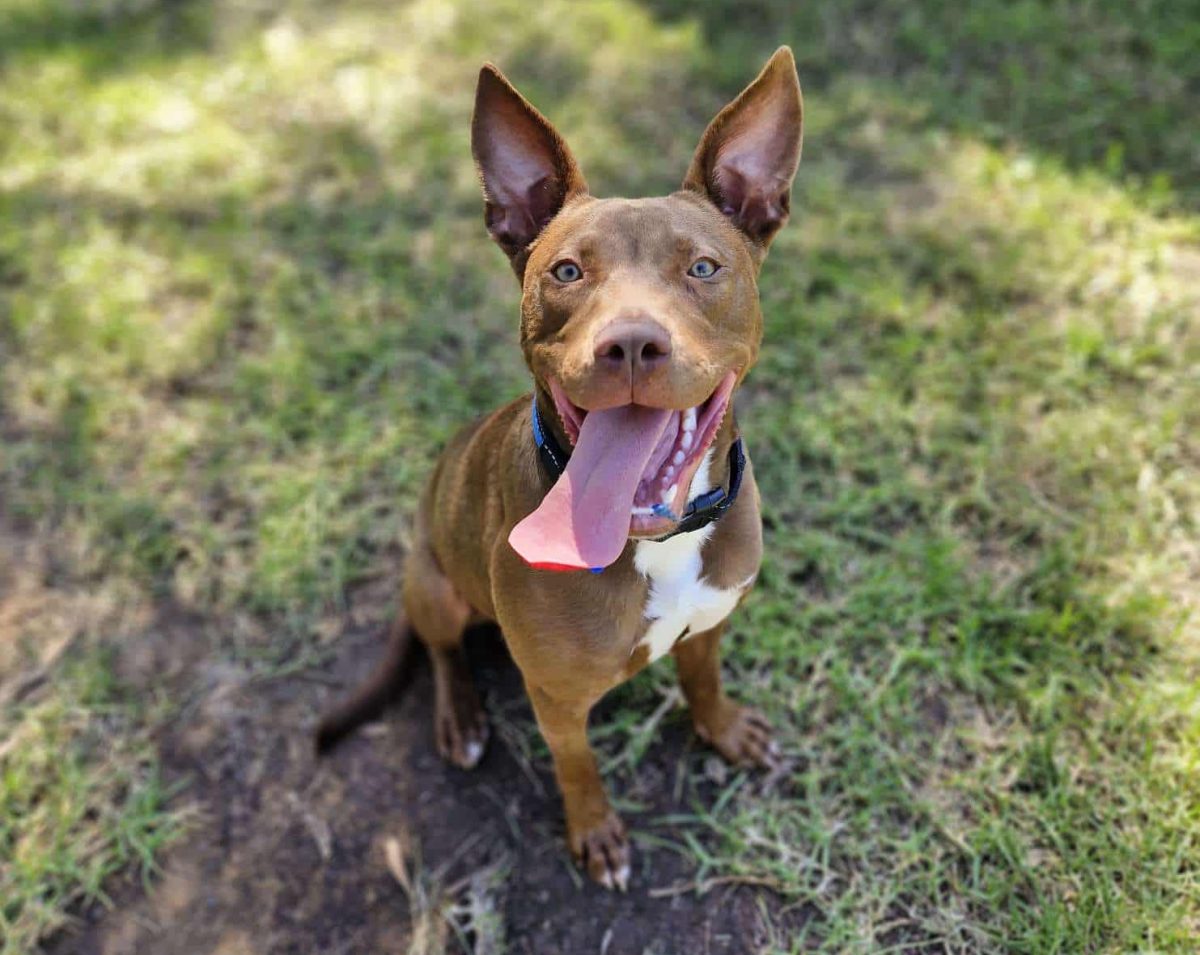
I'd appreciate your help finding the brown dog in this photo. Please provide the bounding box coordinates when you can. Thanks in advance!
[318,48,803,890]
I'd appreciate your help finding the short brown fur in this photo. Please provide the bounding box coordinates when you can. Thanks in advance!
[318,47,803,889]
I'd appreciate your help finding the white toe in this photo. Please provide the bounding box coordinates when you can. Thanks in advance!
[462,739,484,767]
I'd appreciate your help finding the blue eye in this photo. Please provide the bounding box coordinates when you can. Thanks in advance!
[552,260,582,283]
[688,257,720,279]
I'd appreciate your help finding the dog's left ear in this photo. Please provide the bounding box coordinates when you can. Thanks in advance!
[472,64,588,277]
[683,47,803,250]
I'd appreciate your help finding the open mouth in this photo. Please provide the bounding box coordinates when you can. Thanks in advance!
[508,370,739,571]
[549,371,737,535]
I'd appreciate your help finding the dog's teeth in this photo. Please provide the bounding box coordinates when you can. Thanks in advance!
[672,450,685,466]
[683,408,697,432]
[662,483,677,504]
[681,431,694,451]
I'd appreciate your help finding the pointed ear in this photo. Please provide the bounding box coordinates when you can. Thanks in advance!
[682,47,803,249]
[471,64,588,276]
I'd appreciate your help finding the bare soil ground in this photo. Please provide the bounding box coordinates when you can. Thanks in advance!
[43,598,797,955]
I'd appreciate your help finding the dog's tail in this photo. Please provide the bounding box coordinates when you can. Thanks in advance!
[315,614,417,754]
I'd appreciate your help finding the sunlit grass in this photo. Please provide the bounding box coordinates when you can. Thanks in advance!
[0,652,182,955]
[1,0,1198,951]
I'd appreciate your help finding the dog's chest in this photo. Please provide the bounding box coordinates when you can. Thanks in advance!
[632,528,752,664]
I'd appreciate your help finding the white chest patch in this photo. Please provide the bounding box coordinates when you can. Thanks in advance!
[633,526,754,665]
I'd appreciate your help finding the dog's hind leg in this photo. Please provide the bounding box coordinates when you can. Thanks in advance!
[403,542,489,769]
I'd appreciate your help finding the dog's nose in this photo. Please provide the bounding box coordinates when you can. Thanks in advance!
[593,321,673,374]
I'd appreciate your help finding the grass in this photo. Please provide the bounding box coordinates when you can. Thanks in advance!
[1,0,1198,951]
[0,650,181,953]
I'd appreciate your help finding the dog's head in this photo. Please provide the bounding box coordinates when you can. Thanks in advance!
[472,50,803,570]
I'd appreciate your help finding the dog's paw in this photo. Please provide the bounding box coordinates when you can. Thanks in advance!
[570,811,631,891]
[434,702,490,770]
[695,701,780,770]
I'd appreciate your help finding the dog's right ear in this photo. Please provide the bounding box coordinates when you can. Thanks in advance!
[471,64,588,277]
[682,47,803,252]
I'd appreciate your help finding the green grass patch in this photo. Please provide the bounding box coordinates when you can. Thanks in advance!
[0,650,182,955]
[1,0,1198,951]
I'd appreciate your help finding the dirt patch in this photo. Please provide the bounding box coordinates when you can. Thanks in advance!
[0,523,113,703]
[45,615,799,954]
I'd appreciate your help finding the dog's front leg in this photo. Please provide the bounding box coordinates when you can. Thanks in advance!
[527,684,630,890]
[673,623,779,769]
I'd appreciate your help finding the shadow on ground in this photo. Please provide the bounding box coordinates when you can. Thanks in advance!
[644,0,1200,206]
[46,599,800,955]
[0,0,214,81]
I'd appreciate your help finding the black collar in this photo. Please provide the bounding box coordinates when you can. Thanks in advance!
[531,396,746,543]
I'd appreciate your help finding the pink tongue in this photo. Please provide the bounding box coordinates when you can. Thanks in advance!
[509,404,671,571]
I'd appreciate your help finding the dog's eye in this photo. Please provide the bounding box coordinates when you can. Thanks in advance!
[687,257,720,279]
[551,260,583,283]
